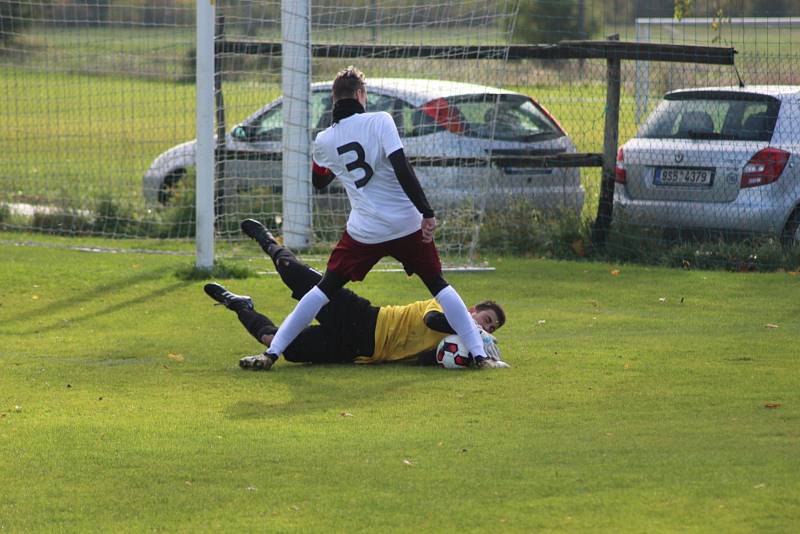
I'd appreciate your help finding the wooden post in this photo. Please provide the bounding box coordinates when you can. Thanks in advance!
[591,34,621,247]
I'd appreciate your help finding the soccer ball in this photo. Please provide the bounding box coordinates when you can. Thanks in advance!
[435,335,473,369]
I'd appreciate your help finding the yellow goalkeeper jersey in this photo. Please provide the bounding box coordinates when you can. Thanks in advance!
[355,299,445,363]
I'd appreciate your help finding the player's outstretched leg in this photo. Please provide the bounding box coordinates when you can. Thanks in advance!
[204,283,278,371]
[204,283,276,340]
[241,218,322,299]
[203,283,253,311]
[270,247,325,301]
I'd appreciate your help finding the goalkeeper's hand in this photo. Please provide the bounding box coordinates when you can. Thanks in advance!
[475,356,511,369]
[478,328,501,361]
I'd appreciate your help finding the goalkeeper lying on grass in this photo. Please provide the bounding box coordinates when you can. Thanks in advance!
[203,227,508,371]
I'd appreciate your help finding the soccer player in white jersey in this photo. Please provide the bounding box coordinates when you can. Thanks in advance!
[240,66,499,370]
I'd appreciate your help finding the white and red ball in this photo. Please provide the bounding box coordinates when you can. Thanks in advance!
[435,335,473,369]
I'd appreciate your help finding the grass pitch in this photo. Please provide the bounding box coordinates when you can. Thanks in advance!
[1,237,799,532]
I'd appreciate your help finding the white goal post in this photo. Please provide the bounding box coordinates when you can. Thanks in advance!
[635,17,800,124]
[196,0,313,266]
[196,0,216,269]
[281,0,312,250]
[193,0,519,268]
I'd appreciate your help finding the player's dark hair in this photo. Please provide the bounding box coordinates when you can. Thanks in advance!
[475,300,506,329]
[332,66,366,102]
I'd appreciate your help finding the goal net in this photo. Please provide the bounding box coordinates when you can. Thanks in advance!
[4,2,800,272]
[1,1,201,239]
[1,0,521,267]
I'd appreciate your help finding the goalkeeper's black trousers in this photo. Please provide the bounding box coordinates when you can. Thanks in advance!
[235,244,378,363]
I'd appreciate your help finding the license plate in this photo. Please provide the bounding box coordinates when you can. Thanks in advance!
[654,167,715,186]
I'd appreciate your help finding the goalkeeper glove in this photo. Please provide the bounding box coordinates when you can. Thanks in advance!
[478,327,501,361]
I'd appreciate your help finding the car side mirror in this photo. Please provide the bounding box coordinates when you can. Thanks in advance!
[232,126,247,140]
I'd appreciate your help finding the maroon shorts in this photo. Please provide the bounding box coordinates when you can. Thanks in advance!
[327,230,442,282]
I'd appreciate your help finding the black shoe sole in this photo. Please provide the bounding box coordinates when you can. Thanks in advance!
[239,355,274,371]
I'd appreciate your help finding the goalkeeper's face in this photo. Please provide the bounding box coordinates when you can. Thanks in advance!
[471,308,500,334]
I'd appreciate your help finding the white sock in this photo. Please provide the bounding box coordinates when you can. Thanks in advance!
[266,285,330,357]
[434,285,485,358]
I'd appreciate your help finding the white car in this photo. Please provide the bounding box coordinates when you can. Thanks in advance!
[615,85,800,245]
[144,79,584,214]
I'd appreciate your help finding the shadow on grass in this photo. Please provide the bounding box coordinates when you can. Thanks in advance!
[1,271,192,336]
[2,266,177,327]
[224,363,463,420]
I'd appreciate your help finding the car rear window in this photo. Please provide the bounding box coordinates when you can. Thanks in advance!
[637,91,781,142]
[410,94,564,141]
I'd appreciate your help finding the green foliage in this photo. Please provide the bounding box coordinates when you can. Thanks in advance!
[478,198,588,259]
[30,210,93,235]
[155,173,197,238]
[174,259,254,281]
[603,223,800,271]
[673,0,694,21]
[661,236,800,272]
[23,183,196,239]
[515,1,596,44]
[710,7,730,44]
[92,194,137,235]
[212,185,283,237]
[475,199,800,272]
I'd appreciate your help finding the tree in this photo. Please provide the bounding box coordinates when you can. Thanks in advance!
[515,0,597,44]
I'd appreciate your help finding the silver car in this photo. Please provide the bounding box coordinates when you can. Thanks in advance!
[144,79,584,214]
[614,86,800,245]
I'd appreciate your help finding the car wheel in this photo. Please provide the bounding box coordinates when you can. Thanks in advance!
[158,169,186,204]
[780,207,800,248]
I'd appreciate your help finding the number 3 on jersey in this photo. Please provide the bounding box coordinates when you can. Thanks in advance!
[337,142,374,188]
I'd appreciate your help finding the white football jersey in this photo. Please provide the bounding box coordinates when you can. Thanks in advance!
[313,111,423,244]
